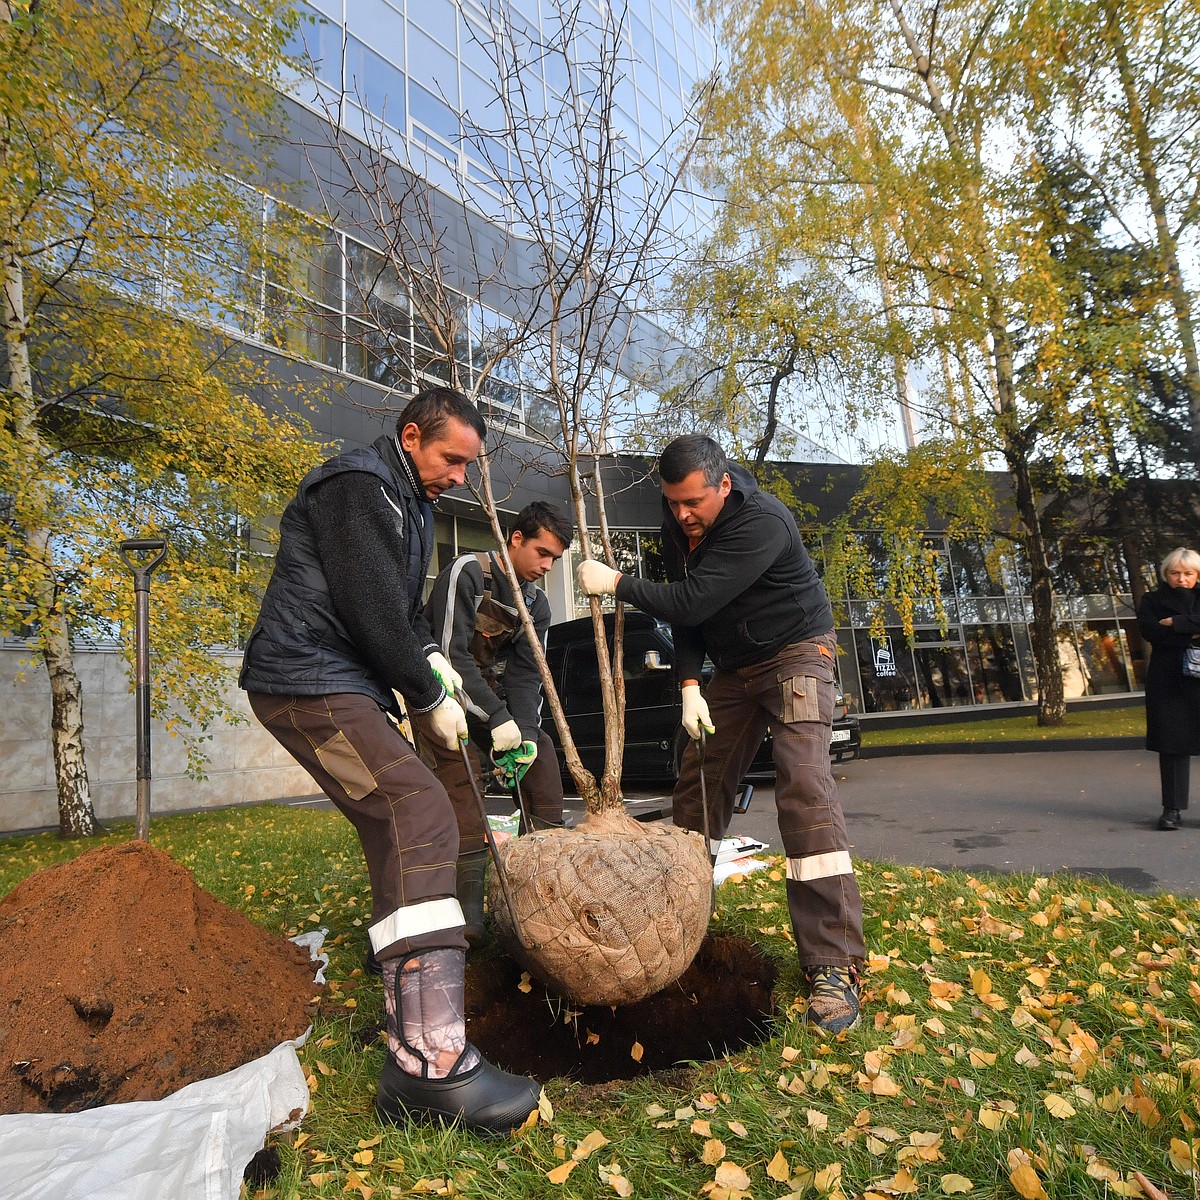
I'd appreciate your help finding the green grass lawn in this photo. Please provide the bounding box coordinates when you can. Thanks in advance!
[4,805,1199,1200]
[867,704,1145,748]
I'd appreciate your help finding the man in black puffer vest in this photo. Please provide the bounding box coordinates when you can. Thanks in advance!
[240,387,539,1135]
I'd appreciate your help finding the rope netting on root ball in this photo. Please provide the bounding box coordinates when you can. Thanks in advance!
[487,808,712,1006]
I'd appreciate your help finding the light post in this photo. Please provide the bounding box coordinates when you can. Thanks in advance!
[118,537,169,840]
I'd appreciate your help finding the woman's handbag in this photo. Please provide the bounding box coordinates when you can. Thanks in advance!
[1184,646,1200,679]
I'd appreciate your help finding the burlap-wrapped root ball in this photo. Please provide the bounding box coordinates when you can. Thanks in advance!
[487,809,712,1006]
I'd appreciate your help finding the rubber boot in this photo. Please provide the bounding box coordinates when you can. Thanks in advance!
[376,949,539,1136]
[456,849,489,946]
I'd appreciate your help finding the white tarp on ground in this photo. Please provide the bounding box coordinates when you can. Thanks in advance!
[0,1040,310,1200]
[0,933,325,1200]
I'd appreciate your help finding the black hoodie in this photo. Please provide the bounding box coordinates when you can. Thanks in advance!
[614,463,832,679]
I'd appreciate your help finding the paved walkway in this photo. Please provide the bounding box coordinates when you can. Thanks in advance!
[559,747,1200,899]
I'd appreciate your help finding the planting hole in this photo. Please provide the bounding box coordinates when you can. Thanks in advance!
[466,934,777,1084]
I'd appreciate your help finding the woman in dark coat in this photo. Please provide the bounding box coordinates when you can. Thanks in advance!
[1136,547,1200,830]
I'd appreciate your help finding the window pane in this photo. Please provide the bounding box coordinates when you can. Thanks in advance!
[407,1,456,50]
[346,34,406,128]
[346,312,412,389]
[409,80,459,144]
[408,26,459,107]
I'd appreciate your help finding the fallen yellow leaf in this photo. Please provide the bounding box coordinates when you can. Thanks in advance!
[630,1040,644,1062]
[767,1149,791,1182]
[941,1174,974,1193]
[814,1162,843,1191]
[727,1119,748,1137]
[714,1161,751,1190]
[546,1160,577,1185]
[701,1138,726,1164]
[1009,1163,1049,1200]
[573,1130,610,1160]
[1042,1094,1075,1119]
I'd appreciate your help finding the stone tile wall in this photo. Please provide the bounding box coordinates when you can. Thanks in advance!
[0,647,315,833]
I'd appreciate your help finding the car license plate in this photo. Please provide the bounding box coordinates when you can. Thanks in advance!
[830,729,851,743]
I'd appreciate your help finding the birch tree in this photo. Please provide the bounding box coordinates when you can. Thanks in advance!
[0,0,323,835]
[1020,0,1200,462]
[691,0,1168,723]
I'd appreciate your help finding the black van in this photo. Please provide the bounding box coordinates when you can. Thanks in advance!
[543,610,860,783]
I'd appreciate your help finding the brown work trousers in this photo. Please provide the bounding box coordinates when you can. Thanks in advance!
[672,632,866,969]
[248,691,467,960]
[419,723,564,849]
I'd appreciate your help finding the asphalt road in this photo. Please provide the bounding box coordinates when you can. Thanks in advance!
[559,747,1200,899]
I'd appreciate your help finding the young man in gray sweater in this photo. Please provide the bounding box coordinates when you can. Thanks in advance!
[424,501,572,941]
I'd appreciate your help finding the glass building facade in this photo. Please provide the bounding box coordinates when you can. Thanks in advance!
[256,0,717,441]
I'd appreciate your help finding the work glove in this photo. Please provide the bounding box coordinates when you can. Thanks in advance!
[492,740,537,789]
[577,559,621,596]
[490,718,523,752]
[426,650,463,696]
[681,683,715,740]
[427,694,468,751]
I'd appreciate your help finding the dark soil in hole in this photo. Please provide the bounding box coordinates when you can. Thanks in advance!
[465,933,777,1084]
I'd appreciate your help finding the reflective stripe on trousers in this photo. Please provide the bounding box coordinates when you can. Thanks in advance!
[247,691,467,960]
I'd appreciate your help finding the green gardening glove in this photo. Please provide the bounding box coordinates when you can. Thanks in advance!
[491,740,537,789]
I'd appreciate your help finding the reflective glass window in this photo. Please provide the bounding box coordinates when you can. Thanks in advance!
[285,2,342,85]
[408,25,460,107]
[410,80,460,145]
[407,0,456,50]
[346,34,406,129]
[854,630,917,713]
[345,312,412,390]
[949,538,1005,597]
[913,643,972,708]
[346,0,404,58]
[963,625,1025,702]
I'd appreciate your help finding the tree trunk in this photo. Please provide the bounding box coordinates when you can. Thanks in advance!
[44,609,96,838]
[888,0,1066,722]
[1,67,98,837]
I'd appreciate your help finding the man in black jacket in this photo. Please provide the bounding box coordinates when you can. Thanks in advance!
[577,434,865,1033]
[240,387,539,1134]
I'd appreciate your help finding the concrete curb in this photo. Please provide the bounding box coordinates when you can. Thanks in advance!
[861,736,1144,758]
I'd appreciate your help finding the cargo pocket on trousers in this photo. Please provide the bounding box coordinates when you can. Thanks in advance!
[782,676,823,724]
[316,730,378,801]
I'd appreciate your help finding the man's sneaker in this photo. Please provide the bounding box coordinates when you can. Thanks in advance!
[804,965,860,1034]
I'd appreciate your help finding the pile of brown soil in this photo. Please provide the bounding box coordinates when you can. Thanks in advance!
[0,840,321,1114]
